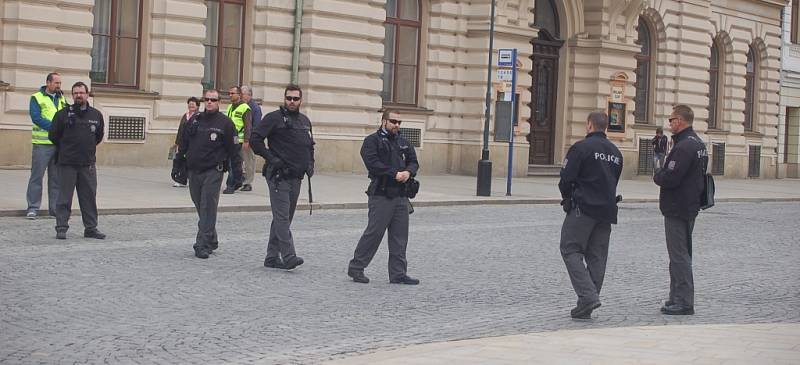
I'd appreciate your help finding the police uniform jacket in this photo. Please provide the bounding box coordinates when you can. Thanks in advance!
[654,127,708,220]
[251,106,315,179]
[558,131,623,224]
[49,104,104,166]
[361,128,419,198]
[177,110,239,172]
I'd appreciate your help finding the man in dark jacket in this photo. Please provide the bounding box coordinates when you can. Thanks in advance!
[558,111,623,319]
[176,89,241,259]
[250,84,314,270]
[654,104,708,315]
[48,81,105,240]
[652,126,668,170]
[347,109,420,285]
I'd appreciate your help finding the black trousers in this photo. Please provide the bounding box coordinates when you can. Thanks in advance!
[265,177,302,261]
[55,164,98,233]
[189,168,223,250]
[348,195,410,281]
[664,215,696,307]
[560,209,612,305]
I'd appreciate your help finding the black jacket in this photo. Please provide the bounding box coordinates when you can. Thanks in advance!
[49,103,104,166]
[177,110,240,173]
[558,132,623,224]
[654,127,708,220]
[251,107,315,179]
[361,128,419,198]
[652,134,668,154]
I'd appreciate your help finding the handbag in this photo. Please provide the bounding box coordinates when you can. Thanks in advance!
[405,178,420,199]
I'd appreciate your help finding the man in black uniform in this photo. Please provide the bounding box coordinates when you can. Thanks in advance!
[347,109,420,285]
[654,104,708,315]
[49,81,106,240]
[250,84,314,270]
[176,89,241,259]
[558,111,623,319]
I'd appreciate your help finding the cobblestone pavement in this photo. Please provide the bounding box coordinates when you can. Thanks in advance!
[1,202,798,364]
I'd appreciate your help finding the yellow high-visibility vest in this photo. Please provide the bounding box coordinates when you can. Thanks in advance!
[226,102,251,143]
[31,91,67,145]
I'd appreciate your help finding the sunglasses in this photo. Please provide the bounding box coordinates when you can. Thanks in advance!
[285,96,301,102]
[204,97,219,102]
[387,119,402,125]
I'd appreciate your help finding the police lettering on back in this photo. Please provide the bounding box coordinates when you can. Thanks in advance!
[594,152,620,165]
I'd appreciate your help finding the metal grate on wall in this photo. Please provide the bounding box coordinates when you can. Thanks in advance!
[637,138,655,175]
[108,116,146,141]
[711,143,725,176]
[748,145,761,178]
[399,127,422,148]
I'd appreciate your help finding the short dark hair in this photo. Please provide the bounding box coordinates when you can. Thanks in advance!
[46,72,60,82]
[587,111,608,131]
[284,84,302,98]
[187,97,201,107]
[71,81,89,94]
[672,104,694,124]
[655,126,663,134]
[228,86,241,94]
[381,109,397,121]
[204,89,219,97]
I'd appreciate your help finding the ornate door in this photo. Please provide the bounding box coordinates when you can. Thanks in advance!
[528,30,563,165]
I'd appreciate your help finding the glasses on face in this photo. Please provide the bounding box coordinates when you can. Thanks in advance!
[229,92,239,95]
[204,97,219,102]
[285,96,301,102]
[387,119,402,125]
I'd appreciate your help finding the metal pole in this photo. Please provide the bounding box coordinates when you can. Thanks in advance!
[291,0,304,84]
[476,0,497,196]
[506,48,517,196]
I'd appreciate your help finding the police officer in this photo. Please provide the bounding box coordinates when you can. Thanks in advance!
[176,89,241,259]
[49,81,105,240]
[654,104,708,315]
[26,72,67,219]
[222,86,251,194]
[250,84,314,270]
[558,111,623,319]
[347,109,420,285]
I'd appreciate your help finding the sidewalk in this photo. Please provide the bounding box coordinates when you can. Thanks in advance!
[2,166,800,216]
[324,324,800,364]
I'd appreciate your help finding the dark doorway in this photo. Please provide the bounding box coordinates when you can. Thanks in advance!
[528,29,563,165]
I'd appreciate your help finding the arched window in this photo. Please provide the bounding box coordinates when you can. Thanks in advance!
[91,0,143,88]
[202,0,245,91]
[634,18,653,123]
[744,46,756,131]
[382,0,421,105]
[708,38,722,129]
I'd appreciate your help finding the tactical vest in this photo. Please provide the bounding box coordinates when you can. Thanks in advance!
[226,102,251,142]
[31,91,67,145]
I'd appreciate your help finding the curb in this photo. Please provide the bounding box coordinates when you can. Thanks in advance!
[2,197,799,217]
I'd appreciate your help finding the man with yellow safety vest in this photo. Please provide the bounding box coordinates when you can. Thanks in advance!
[222,86,251,194]
[25,72,67,219]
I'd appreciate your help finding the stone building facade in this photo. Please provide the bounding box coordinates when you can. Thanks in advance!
[780,0,800,178]
[0,0,786,178]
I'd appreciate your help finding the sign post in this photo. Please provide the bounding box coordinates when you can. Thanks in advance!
[498,48,517,196]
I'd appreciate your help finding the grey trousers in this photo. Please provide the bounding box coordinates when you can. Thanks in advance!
[560,209,611,305]
[665,215,695,307]
[189,168,223,249]
[55,164,98,233]
[26,144,59,215]
[225,143,243,189]
[242,145,255,185]
[265,177,302,261]
[348,195,410,281]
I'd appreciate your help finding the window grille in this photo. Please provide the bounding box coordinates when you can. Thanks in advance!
[748,145,761,178]
[399,127,421,147]
[711,143,725,176]
[108,116,146,141]
[638,138,654,175]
